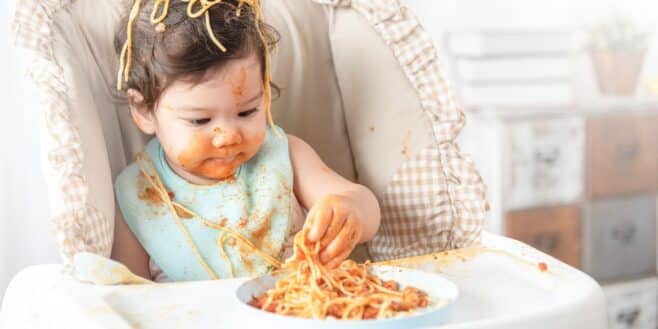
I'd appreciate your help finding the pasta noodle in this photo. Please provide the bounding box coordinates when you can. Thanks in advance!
[249,226,430,320]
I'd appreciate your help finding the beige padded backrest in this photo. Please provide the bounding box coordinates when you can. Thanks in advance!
[325,1,487,260]
[265,1,357,181]
[13,0,487,263]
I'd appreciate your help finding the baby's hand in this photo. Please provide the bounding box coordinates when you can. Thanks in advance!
[306,194,363,268]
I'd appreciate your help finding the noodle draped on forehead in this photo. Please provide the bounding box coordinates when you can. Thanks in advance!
[117,0,278,134]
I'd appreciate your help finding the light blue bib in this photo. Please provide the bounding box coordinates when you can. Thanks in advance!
[115,127,292,281]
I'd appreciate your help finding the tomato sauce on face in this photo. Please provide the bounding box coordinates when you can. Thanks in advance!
[177,132,240,180]
[230,67,247,106]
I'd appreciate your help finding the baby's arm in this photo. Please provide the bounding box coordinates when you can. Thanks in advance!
[111,207,151,279]
[288,134,381,268]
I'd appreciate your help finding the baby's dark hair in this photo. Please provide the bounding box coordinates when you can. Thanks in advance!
[114,0,279,110]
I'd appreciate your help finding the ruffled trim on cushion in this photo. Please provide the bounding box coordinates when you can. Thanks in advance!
[12,0,114,263]
[313,0,488,261]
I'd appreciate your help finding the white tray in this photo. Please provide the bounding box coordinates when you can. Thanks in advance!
[0,233,607,329]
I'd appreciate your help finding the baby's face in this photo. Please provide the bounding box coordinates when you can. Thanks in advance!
[151,54,266,185]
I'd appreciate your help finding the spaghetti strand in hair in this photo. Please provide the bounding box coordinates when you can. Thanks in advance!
[116,0,280,135]
[117,0,144,90]
[150,0,170,24]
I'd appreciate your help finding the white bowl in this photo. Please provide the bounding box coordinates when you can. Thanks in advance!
[234,265,459,329]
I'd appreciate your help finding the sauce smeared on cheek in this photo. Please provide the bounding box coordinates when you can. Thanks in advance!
[177,132,238,180]
[175,123,265,182]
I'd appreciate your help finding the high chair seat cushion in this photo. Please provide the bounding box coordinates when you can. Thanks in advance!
[12,0,488,263]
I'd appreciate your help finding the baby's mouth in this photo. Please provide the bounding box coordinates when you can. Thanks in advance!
[206,154,239,165]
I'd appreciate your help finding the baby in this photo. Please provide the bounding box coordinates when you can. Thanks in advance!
[111,0,380,281]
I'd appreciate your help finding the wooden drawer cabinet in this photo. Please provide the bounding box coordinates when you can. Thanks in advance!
[586,115,658,199]
[584,196,657,282]
[604,277,657,329]
[506,205,582,268]
[506,116,584,210]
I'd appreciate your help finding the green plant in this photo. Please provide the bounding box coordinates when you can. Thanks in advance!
[587,16,649,52]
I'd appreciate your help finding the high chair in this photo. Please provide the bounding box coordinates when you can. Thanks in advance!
[1,0,606,328]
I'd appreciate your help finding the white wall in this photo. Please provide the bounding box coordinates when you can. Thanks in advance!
[403,0,658,31]
[0,1,60,301]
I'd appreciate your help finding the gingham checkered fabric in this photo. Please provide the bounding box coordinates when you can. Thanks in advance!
[12,0,115,263]
[315,0,489,261]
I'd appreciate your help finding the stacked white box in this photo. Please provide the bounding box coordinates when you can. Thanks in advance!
[446,30,574,108]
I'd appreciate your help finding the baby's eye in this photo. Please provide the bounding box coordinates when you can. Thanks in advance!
[238,108,258,118]
[188,118,211,126]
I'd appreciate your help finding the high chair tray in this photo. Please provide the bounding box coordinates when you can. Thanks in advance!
[0,233,606,329]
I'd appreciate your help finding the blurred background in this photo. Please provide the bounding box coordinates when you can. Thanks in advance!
[403,0,658,328]
[1,0,658,327]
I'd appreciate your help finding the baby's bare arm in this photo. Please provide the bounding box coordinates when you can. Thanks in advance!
[288,134,381,267]
[111,207,151,279]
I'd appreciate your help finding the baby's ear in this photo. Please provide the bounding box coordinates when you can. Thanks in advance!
[127,89,156,135]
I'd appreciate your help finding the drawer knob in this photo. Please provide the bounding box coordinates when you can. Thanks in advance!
[611,222,637,245]
[615,142,640,161]
[616,307,640,326]
[532,233,559,253]
[534,148,560,165]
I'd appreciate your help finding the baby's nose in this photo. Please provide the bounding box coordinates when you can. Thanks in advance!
[211,129,242,148]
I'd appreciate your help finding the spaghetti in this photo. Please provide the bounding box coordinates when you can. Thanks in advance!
[249,226,430,320]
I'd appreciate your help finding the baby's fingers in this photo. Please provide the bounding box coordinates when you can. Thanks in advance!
[306,204,333,242]
[319,215,360,263]
[325,248,352,269]
[319,208,348,249]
